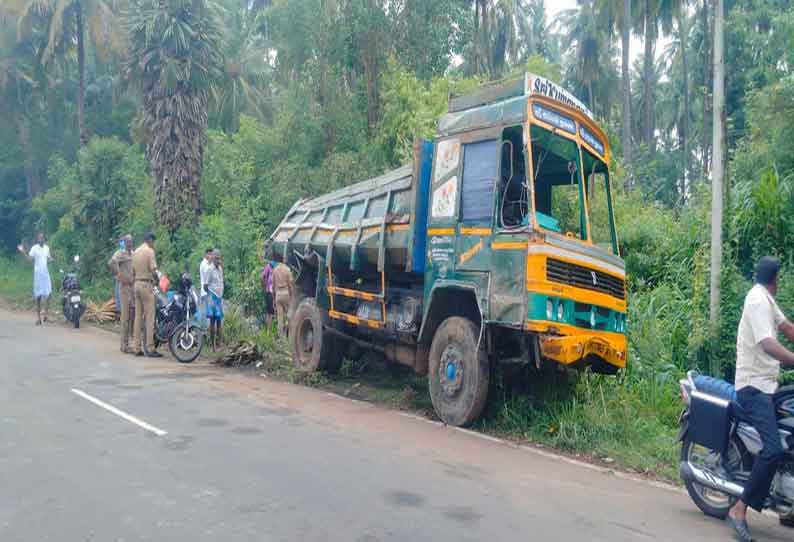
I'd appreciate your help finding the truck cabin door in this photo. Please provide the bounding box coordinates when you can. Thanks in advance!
[455,138,500,273]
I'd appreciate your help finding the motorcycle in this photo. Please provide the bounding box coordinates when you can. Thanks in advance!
[60,255,86,329]
[678,370,794,526]
[152,272,205,363]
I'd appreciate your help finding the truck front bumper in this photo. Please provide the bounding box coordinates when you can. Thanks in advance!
[538,331,627,372]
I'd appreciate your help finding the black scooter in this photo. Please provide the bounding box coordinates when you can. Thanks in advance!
[60,255,85,328]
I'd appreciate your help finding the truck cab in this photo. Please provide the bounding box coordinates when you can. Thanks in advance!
[422,74,626,386]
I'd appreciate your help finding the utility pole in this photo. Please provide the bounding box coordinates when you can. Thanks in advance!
[709,0,725,376]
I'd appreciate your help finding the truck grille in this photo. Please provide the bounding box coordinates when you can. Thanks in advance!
[546,258,626,300]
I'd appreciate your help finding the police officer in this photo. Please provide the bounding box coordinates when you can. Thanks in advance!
[131,232,162,357]
[272,262,294,338]
[108,234,134,353]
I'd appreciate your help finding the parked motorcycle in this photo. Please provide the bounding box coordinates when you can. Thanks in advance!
[678,370,794,526]
[60,255,85,329]
[152,273,205,363]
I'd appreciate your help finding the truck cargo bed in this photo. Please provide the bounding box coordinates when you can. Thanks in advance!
[271,142,433,275]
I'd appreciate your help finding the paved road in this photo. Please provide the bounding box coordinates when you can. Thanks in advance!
[0,308,788,541]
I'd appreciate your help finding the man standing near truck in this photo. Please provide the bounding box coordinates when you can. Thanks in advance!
[272,262,294,338]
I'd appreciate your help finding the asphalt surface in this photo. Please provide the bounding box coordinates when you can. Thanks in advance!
[0,307,789,541]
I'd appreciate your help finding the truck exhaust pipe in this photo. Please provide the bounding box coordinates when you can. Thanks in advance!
[680,461,744,498]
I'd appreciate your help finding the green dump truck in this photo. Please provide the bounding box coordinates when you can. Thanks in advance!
[269,74,628,426]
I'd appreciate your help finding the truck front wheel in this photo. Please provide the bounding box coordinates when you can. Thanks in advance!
[290,298,343,373]
[428,317,489,427]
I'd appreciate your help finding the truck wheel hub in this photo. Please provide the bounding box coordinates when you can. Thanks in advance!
[439,345,464,397]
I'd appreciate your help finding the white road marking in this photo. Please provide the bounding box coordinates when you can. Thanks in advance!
[70,388,168,436]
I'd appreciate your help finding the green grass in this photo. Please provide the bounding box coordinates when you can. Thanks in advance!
[475,368,680,479]
[0,257,36,308]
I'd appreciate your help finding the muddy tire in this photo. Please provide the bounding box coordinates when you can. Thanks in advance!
[428,316,489,427]
[290,298,342,373]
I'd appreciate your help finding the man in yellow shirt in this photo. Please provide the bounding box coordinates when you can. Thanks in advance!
[131,233,162,357]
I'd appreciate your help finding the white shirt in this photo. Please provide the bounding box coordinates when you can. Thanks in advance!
[199,258,211,297]
[28,244,51,274]
[735,284,787,393]
[206,265,224,299]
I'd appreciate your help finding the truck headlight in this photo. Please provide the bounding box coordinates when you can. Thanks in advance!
[590,308,596,328]
[557,302,564,322]
[546,299,554,320]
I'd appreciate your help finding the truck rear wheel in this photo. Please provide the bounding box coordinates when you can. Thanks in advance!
[290,298,343,373]
[428,317,489,427]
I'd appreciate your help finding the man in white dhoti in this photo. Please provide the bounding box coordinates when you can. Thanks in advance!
[18,232,53,325]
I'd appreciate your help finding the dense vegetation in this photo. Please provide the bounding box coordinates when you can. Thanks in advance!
[1,0,793,475]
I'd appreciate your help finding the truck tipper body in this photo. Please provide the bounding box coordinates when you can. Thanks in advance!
[270,74,627,426]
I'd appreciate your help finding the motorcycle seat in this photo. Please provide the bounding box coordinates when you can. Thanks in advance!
[693,374,737,402]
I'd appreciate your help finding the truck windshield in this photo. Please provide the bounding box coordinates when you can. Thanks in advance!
[530,124,585,239]
[582,149,617,254]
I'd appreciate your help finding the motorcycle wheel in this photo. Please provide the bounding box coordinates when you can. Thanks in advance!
[680,437,742,519]
[74,316,80,329]
[169,326,203,363]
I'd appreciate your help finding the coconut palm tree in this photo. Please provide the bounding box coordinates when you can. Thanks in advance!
[634,0,681,155]
[125,0,224,232]
[470,0,542,79]
[0,8,46,197]
[7,0,120,146]
[210,3,272,132]
[558,1,614,116]
[709,0,725,366]
[661,6,695,195]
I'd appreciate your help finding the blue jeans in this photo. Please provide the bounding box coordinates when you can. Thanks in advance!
[736,386,784,511]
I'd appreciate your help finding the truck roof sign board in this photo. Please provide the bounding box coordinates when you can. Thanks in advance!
[525,74,595,122]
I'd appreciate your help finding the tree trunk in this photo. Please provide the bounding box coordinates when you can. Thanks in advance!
[621,0,632,182]
[643,0,655,155]
[75,0,88,147]
[681,8,690,197]
[587,79,594,113]
[480,0,490,77]
[709,0,725,376]
[15,112,41,199]
[701,0,710,178]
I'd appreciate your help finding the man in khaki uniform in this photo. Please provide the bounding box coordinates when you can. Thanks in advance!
[108,234,134,353]
[272,262,294,338]
[131,232,162,357]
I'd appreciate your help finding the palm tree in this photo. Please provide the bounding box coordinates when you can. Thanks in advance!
[0,8,45,197]
[8,0,120,146]
[210,3,271,132]
[470,0,540,79]
[709,0,724,374]
[635,0,680,155]
[596,0,633,172]
[125,0,224,232]
[558,1,612,115]
[661,6,694,197]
